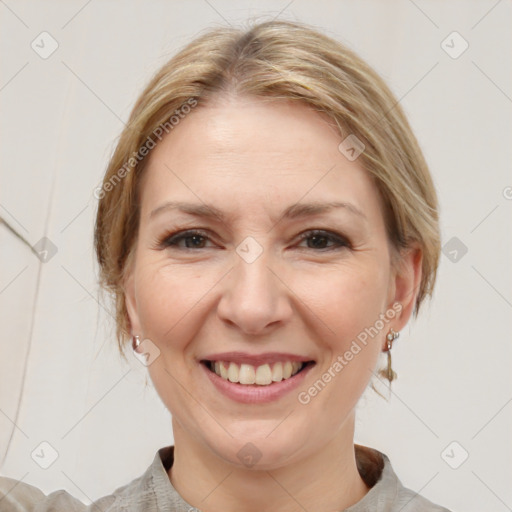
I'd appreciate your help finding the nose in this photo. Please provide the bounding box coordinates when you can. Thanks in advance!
[216,249,293,335]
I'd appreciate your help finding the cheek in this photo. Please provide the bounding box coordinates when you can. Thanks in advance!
[297,260,390,339]
[134,263,210,407]
[300,263,388,393]
[333,278,387,338]
[133,260,219,349]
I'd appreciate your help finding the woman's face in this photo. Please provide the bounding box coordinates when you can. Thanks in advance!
[125,96,418,469]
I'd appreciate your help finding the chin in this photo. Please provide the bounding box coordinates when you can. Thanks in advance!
[197,419,316,471]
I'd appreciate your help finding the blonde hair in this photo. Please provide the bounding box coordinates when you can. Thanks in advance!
[94,20,440,355]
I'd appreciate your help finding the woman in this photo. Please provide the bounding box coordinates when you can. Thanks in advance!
[0,20,450,511]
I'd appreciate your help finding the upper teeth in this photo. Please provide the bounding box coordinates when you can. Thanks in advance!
[211,361,304,385]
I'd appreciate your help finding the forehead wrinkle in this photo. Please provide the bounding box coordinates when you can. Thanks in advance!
[148,200,366,227]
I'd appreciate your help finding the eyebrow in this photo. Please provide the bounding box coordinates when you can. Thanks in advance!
[149,200,366,224]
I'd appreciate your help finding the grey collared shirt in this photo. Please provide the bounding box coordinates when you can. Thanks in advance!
[0,445,451,511]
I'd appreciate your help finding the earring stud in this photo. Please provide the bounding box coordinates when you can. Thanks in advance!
[386,328,399,346]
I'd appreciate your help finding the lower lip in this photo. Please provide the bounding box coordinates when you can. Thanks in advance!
[201,362,314,404]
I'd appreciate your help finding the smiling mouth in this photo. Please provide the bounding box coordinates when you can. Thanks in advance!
[201,360,315,386]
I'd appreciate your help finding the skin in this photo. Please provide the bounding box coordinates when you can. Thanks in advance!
[125,95,422,512]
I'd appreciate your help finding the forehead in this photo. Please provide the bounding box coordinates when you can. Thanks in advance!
[139,96,383,225]
[151,96,342,167]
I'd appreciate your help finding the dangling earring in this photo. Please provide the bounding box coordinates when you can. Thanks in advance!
[382,329,399,383]
[132,335,141,352]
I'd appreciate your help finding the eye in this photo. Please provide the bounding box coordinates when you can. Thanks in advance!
[158,229,215,249]
[156,228,351,252]
[295,229,351,251]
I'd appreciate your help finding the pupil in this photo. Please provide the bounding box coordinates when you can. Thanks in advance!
[188,235,204,248]
[310,235,327,248]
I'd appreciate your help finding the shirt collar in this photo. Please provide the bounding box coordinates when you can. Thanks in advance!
[109,444,401,511]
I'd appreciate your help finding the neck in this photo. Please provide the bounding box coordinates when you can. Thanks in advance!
[168,417,369,512]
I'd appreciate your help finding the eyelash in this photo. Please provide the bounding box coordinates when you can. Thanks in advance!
[157,229,351,252]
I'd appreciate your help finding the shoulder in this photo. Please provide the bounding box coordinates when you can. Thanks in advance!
[353,445,453,512]
[0,474,144,511]
[0,476,45,511]
[393,483,452,512]
[0,447,174,512]
[0,476,107,511]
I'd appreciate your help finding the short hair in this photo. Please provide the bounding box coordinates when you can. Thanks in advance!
[94,20,440,355]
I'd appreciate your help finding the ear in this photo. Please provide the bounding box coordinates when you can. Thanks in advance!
[387,244,423,333]
[124,265,142,337]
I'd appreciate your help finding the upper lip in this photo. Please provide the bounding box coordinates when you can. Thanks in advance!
[200,352,315,366]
